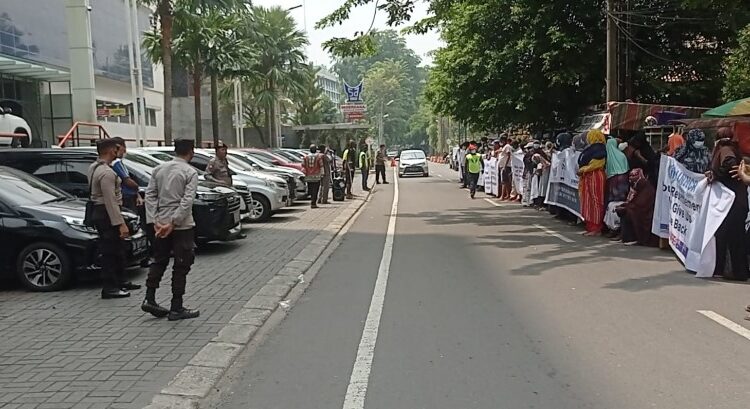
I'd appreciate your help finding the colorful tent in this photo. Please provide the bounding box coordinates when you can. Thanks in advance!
[702,97,750,118]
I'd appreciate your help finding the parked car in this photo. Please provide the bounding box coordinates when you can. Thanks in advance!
[144,147,287,222]
[0,107,32,148]
[0,149,243,243]
[228,150,307,200]
[398,149,429,177]
[0,166,147,291]
[273,148,304,162]
[241,148,304,172]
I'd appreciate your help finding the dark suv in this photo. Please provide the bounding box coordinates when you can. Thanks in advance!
[0,166,147,291]
[0,149,242,243]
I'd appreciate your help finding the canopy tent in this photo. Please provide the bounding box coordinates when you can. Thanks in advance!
[702,97,750,118]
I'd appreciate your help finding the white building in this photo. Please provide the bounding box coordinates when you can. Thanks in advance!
[0,0,164,147]
[315,66,341,103]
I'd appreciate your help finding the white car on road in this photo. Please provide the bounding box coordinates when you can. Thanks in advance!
[398,149,429,178]
[0,108,32,148]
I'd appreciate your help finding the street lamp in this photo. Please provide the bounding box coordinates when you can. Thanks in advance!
[378,99,395,147]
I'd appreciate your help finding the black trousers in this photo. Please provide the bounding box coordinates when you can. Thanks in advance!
[375,164,387,183]
[307,181,320,206]
[345,168,354,195]
[361,168,369,190]
[122,195,138,213]
[468,172,480,194]
[714,203,749,281]
[94,214,126,293]
[146,229,195,306]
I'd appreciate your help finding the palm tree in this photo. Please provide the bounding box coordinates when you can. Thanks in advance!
[144,4,251,145]
[241,6,308,147]
[141,0,243,145]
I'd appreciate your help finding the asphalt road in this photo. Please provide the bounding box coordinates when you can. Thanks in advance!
[209,164,750,409]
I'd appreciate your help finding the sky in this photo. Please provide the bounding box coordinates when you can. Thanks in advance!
[252,0,443,68]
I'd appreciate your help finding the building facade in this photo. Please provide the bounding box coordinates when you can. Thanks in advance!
[315,66,341,103]
[0,0,163,147]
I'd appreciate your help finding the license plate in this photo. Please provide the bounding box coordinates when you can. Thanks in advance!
[132,237,147,254]
[232,210,240,224]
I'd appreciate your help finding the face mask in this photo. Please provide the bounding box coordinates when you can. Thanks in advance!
[533,143,541,149]
[618,142,628,151]
[693,141,704,148]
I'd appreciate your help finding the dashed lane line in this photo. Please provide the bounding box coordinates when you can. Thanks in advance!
[697,310,750,342]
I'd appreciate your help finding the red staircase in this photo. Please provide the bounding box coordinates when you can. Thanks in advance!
[57,122,110,148]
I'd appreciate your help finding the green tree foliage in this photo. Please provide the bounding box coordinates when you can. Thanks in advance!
[363,60,414,145]
[723,24,750,101]
[141,0,244,144]
[144,4,251,145]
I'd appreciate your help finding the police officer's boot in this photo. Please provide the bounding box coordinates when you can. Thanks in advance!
[168,295,200,321]
[141,287,169,318]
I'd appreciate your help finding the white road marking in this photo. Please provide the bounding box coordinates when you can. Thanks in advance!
[484,198,503,207]
[533,224,575,243]
[697,310,750,341]
[342,168,399,409]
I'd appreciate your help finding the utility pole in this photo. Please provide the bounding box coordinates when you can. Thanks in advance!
[606,0,619,102]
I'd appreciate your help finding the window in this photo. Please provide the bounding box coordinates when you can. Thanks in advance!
[146,108,157,127]
[30,162,67,184]
[63,161,93,184]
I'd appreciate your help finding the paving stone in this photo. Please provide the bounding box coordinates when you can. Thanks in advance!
[0,192,366,408]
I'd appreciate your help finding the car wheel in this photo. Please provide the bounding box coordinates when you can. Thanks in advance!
[398,173,403,178]
[248,193,272,222]
[424,172,429,177]
[11,129,30,148]
[16,243,72,292]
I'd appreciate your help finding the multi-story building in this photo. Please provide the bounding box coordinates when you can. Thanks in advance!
[0,0,163,147]
[315,66,341,103]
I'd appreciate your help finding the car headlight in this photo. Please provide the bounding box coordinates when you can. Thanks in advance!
[63,216,98,234]
[399,162,406,168]
[196,191,222,201]
[275,181,287,189]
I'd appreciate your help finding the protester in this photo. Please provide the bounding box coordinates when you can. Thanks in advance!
[87,138,135,299]
[459,142,469,188]
[707,128,749,281]
[302,145,324,209]
[318,144,331,204]
[530,142,550,209]
[605,137,630,202]
[667,132,685,156]
[499,136,513,200]
[572,132,588,152]
[111,137,142,212]
[615,168,658,246]
[556,132,573,150]
[673,129,711,174]
[628,131,658,185]
[521,142,535,207]
[143,139,200,320]
[465,143,483,199]
[508,140,521,201]
[205,141,232,186]
[577,130,607,236]
[375,144,389,184]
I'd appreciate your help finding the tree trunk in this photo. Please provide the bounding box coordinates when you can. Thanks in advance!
[192,71,203,145]
[157,1,173,145]
[210,74,220,147]
[266,105,274,148]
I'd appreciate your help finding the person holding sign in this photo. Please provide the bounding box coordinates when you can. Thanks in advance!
[707,128,748,281]
[578,130,608,236]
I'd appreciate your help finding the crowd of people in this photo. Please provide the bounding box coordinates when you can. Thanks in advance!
[455,127,750,294]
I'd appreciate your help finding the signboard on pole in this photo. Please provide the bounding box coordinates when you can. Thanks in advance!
[344,81,364,102]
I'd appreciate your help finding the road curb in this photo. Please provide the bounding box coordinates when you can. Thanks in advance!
[143,189,374,409]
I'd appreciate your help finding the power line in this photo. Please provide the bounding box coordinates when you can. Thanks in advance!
[613,19,673,62]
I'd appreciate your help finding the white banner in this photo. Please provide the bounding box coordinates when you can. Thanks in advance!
[511,150,525,194]
[651,156,734,277]
[544,149,582,218]
[486,157,499,196]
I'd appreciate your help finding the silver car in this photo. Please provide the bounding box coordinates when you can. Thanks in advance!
[398,150,429,178]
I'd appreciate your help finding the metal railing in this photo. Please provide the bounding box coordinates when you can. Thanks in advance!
[57,122,111,148]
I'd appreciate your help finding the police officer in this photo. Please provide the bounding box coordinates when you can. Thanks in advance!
[358,144,370,191]
[142,139,200,320]
[342,140,357,199]
[88,138,135,299]
[205,140,232,186]
[317,144,332,204]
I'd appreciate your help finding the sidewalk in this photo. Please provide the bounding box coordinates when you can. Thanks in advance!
[0,190,369,409]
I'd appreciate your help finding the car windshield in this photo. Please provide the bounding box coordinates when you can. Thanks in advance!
[275,150,303,162]
[247,152,276,165]
[125,151,162,168]
[227,156,253,171]
[401,151,426,160]
[0,166,71,207]
[229,153,262,168]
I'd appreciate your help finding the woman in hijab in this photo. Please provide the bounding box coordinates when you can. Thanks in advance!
[605,137,630,202]
[673,129,711,174]
[577,130,608,235]
[556,132,573,150]
[615,168,659,246]
[522,142,535,206]
[708,127,748,281]
[667,132,685,156]
[531,145,551,208]
[628,131,658,184]
[572,132,588,152]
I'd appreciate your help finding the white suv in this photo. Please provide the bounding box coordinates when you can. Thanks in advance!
[0,108,32,148]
